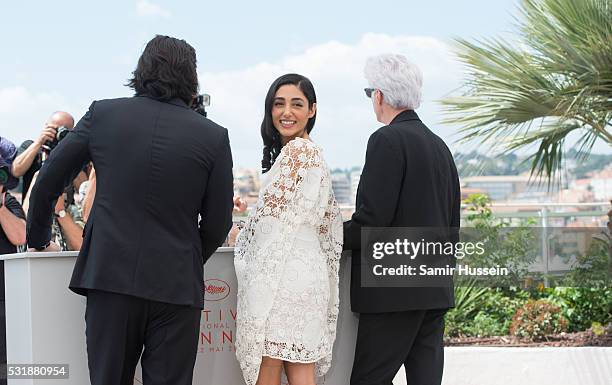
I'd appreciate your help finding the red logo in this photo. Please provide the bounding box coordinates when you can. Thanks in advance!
[204,279,231,301]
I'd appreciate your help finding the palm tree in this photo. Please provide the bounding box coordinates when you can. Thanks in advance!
[441,0,611,181]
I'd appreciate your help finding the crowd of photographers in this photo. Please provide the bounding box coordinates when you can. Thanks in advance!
[1,111,99,383]
[1,111,97,256]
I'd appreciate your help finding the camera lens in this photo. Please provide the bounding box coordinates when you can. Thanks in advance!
[56,126,69,141]
[0,168,8,185]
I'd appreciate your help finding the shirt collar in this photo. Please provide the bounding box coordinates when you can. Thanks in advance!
[390,109,420,124]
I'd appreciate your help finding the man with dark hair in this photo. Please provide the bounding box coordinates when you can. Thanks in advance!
[126,35,199,106]
[27,35,234,385]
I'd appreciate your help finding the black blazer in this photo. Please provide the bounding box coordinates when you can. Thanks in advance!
[343,110,460,313]
[27,96,234,308]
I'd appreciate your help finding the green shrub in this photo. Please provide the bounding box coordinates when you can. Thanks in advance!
[510,299,569,340]
[479,288,530,334]
[445,280,490,337]
[545,287,612,332]
[467,312,506,337]
[563,238,611,287]
[445,287,529,337]
[460,194,539,287]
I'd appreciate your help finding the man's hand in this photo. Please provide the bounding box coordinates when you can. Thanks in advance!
[54,194,65,214]
[35,124,58,147]
[11,126,55,178]
[27,241,61,253]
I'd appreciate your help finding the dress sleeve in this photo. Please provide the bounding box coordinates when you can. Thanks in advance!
[234,139,328,284]
[238,139,325,250]
[317,187,343,354]
[257,139,323,221]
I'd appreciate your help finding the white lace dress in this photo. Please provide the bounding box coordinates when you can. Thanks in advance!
[234,137,343,385]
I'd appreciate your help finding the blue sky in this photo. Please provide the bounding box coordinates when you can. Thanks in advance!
[3,0,604,168]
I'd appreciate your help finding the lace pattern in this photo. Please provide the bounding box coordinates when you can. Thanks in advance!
[234,138,343,385]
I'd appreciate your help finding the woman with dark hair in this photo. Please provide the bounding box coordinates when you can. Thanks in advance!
[235,74,343,385]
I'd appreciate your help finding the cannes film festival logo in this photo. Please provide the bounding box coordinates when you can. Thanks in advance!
[203,279,230,301]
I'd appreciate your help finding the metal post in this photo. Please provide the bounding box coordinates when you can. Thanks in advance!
[541,206,549,287]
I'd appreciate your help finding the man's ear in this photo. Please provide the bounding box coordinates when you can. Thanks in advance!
[375,90,383,106]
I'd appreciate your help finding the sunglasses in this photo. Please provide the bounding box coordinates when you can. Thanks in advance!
[364,88,378,98]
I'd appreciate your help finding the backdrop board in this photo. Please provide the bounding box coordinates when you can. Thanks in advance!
[3,251,609,385]
[1,249,358,385]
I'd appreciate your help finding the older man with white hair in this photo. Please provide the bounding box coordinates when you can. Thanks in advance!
[343,54,461,385]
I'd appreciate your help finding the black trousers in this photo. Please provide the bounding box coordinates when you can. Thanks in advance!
[85,290,201,385]
[350,309,447,385]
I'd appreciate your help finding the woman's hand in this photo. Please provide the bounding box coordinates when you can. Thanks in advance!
[233,196,247,213]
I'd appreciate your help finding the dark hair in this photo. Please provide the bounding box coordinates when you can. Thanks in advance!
[127,35,198,105]
[261,73,317,173]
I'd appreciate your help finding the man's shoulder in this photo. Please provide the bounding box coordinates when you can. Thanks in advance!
[93,96,188,109]
[91,96,139,109]
[369,123,411,146]
[88,97,226,132]
[371,118,454,160]
[379,117,448,145]
[382,116,426,135]
[81,97,131,116]
[90,97,207,120]
[199,117,227,135]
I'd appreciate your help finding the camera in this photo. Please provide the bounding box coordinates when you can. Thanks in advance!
[191,94,211,117]
[0,166,16,192]
[42,126,70,152]
[0,166,8,186]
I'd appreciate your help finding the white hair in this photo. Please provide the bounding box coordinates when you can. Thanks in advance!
[364,53,423,110]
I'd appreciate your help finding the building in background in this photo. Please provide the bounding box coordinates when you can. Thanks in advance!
[576,165,612,201]
[234,168,260,196]
[461,175,561,202]
[331,172,351,205]
[349,169,362,206]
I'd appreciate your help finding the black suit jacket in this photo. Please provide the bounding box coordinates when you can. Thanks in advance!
[27,96,234,308]
[344,110,460,313]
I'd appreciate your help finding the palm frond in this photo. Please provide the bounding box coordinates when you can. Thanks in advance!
[440,0,612,180]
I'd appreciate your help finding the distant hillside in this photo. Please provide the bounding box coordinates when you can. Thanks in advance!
[454,150,612,178]
[567,149,612,178]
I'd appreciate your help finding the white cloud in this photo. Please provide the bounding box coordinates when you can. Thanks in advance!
[0,34,466,169]
[200,33,464,169]
[0,86,87,146]
[136,0,171,18]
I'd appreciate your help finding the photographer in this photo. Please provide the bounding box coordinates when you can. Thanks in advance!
[22,168,87,251]
[0,137,26,385]
[50,186,86,251]
[0,188,26,250]
[11,111,75,203]
[0,138,25,252]
[14,111,88,251]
